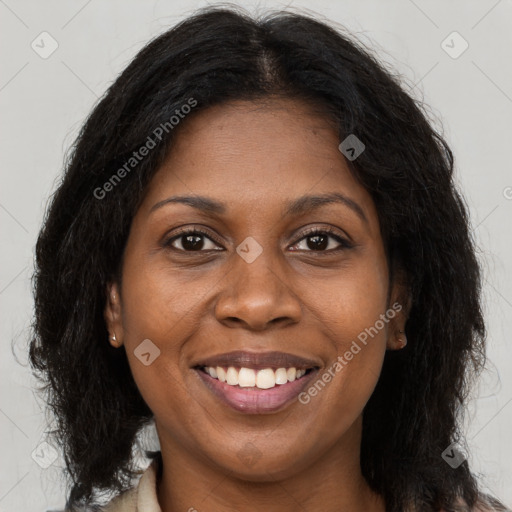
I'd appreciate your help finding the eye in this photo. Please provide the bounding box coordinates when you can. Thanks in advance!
[165,227,224,252]
[290,227,351,252]
[164,226,351,253]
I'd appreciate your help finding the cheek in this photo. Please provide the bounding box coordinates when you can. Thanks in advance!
[301,251,389,346]
[126,357,205,457]
[117,251,223,422]
[120,253,212,342]
[297,252,389,408]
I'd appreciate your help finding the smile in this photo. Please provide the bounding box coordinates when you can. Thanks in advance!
[202,365,308,388]
[192,351,321,414]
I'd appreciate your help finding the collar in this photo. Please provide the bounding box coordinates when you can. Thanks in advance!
[102,455,162,512]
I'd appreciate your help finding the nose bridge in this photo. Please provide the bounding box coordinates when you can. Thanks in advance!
[215,237,301,329]
[235,244,281,295]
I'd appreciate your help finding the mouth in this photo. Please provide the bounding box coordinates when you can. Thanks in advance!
[192,351,321,414]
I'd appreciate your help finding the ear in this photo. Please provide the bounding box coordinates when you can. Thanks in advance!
[104,281,123,348]
[386,278,412,351]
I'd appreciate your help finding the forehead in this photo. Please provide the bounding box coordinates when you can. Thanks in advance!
[139,98,378,230]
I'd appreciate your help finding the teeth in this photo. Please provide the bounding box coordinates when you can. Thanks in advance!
[256,368,275,389]
[204,366,310,389]
[287,367,296,382]
[275,368,288,385]
[226,367,239,385]
[238,367,256,387]
[216,367,226,383]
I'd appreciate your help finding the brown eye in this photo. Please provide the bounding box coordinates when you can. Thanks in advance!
[165,228,223,252]
[290,228,351,252]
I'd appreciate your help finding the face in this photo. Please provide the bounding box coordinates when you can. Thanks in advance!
[105,98,408,480]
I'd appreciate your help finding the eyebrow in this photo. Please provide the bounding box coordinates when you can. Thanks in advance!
[283,192,368,224]
[150,192,368,224]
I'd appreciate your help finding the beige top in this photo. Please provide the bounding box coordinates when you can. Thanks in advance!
[96,456,510,512]
[100,458,161,512]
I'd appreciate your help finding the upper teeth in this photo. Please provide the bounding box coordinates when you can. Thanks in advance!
[204,366,307,389]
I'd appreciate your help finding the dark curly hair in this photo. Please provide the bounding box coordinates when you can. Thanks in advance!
[29,6,507,511]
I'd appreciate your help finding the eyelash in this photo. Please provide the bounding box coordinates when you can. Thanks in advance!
[295,226,352,252]
[164,225,352,253]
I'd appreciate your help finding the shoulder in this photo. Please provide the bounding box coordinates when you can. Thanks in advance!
[99,485,138,511]
[100,458,161,512]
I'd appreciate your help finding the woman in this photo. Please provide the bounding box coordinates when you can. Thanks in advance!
[30,6,510,512]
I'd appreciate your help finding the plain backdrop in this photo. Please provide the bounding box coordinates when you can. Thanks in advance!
[1,0,511,510]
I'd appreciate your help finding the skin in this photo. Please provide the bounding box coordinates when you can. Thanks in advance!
[105,98,410,512]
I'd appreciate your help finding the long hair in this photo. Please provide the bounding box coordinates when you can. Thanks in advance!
[30,6,498,510]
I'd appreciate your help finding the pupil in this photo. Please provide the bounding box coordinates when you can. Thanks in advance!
[308,234,328,250]
[183,234,204,251]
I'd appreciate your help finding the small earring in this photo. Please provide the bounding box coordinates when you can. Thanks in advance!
[111,333,120,347]
[397,330,407,349]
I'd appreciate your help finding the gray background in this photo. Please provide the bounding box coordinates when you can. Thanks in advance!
[1,0,511,510]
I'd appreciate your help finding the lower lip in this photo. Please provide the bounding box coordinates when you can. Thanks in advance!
[195,368,319,414]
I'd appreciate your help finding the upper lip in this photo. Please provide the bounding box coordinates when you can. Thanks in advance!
[193,350,321,371]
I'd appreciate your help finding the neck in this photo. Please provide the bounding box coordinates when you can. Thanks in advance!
[155,417,385,512]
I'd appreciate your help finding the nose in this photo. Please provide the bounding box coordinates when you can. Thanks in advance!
[214,251,302,331]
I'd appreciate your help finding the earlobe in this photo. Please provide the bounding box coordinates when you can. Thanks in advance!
[388,328,407,350]
[105,282,123,348]
[386,280,412,351]
[110,332,120,348]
